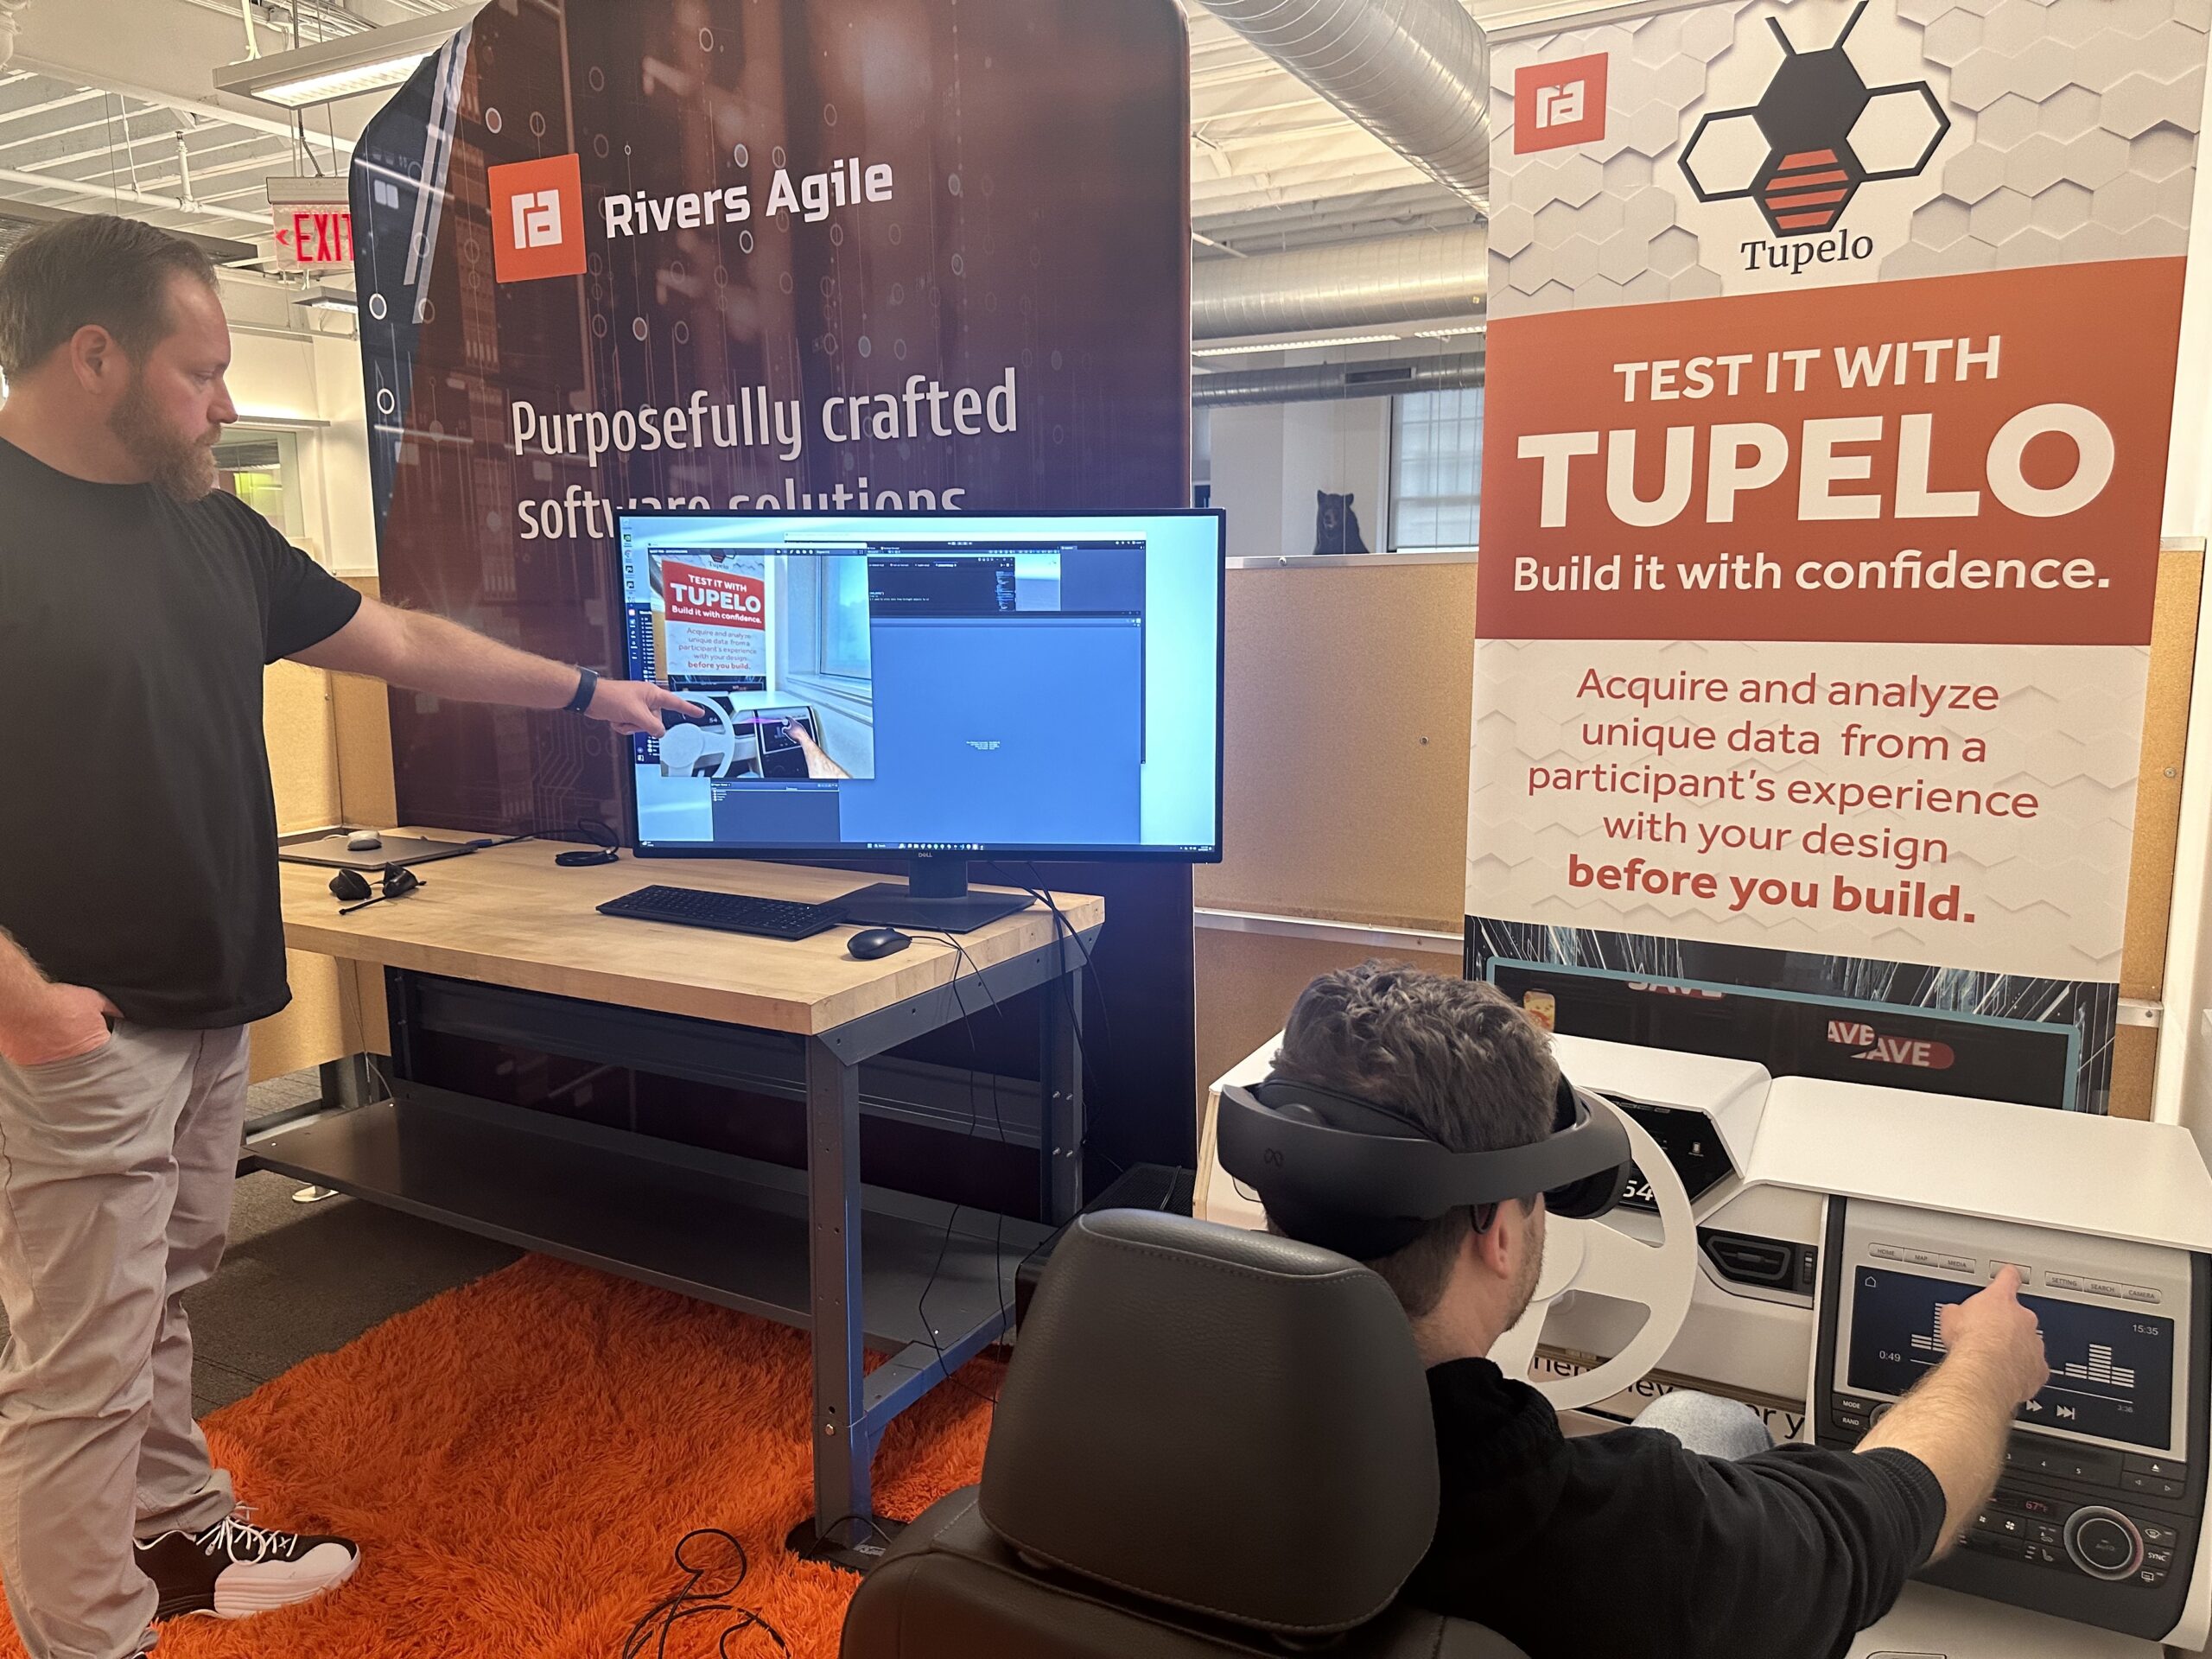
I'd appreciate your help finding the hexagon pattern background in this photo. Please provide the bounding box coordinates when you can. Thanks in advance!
[1487,0,2208,316]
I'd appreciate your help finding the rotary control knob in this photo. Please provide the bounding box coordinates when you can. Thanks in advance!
[2064,1507,2145,1581]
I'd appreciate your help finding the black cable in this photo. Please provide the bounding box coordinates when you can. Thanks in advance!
[1014,867,1135,1189]
[900,931,1014,1408]
[621,1529,788,1659]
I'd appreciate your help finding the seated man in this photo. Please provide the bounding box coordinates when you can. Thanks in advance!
[1259,964,2049,1659]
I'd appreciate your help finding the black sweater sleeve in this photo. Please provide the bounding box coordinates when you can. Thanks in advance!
[1592,1434,1947,1658]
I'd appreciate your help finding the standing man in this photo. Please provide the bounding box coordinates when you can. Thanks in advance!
[0,214,694,1659]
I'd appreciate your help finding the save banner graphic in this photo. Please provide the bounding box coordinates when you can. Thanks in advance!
[1471,0,2206,1110]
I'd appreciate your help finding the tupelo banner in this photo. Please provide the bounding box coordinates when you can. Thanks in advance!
[1469,0,2207,1112]
[347,0,1198,1172]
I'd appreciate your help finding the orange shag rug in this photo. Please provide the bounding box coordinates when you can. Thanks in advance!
[0,1256,1001,1659]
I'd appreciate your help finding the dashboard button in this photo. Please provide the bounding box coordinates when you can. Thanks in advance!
[1938,1255,1976,1275]
[2139,1568,2167,1587]
[2140,1522,2177,1548]
[2046,1274,2087,1292]
[2122,1455,2185,1481]
[1987,1262,2033,1285]
[2124,1286,2163,1305]
[1869,1244,1905,1262]
[2065,1509,2145,1580]
[2085,1280,2125,1299]
[2123,1473,2186,1501]
[2147,1547,2175,1570]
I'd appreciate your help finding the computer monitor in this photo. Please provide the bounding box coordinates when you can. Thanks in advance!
[613,508,1225,930]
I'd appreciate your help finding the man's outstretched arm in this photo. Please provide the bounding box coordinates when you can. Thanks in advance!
[290,597,699,736]
[1858,1265,2050,1558]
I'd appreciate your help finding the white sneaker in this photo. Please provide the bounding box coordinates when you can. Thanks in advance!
[133,1508,359,1620]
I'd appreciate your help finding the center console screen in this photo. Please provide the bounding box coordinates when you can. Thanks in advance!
[1848,1267,2175,1448]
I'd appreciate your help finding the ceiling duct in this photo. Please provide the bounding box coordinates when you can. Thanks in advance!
[1193,348,1484,407]
[1199,0,1491,212]
[1192,226,1484,340]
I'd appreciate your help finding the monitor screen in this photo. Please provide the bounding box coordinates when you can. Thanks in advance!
[1846,1267,2177,1449]
[613,511,1224,859]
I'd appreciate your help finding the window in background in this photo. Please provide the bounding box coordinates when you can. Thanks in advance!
[819,556,873,679]
[1390,388,1483,550]
[214,429,307,544]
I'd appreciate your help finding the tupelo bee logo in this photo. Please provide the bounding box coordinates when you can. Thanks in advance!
[1681,0,1948,263]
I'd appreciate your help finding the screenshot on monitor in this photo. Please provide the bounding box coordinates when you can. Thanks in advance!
[612,509,1224,922]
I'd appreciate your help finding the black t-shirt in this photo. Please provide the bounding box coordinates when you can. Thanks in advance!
[1407,1358,1946,1659]
[0,436,364,1029]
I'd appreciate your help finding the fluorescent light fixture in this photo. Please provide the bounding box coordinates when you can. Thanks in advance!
[213,11,466,110]
[1414,324,1488,339]
[293,282,357,314]
[1192,332,1404,359]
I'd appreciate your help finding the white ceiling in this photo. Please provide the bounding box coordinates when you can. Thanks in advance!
[0,0,1487,270]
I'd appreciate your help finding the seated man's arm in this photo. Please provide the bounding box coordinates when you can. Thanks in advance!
[1630,1269,2046,1656]
[1856,1265,2050,1557]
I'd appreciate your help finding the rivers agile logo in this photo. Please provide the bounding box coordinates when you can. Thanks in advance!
[1681,1,1948,243]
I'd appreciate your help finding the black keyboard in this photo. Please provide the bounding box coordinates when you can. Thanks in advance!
[597,885,846,941]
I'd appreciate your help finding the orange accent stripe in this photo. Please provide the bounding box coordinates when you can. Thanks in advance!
[1776,210,1840,229]
[1772,168,1849,187]
[1779,148,1838,168]
[1766,188,1850,208]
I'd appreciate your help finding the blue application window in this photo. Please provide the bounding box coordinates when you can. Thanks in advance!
[615,512,1222,856]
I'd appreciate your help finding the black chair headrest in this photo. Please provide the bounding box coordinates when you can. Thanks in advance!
[979,1209,1440,1637]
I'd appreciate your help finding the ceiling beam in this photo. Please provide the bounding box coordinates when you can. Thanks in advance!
[10,0,401,153]
[0,189,257,260]
[0,160,266,225]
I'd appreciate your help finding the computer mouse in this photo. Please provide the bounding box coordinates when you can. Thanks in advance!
[346,830,384,852]
[847,926,912,961]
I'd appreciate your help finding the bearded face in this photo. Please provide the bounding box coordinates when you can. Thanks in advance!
[109,359,219,503]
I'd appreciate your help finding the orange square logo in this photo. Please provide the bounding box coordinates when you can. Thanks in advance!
[1515,54,1609,154]
[487,153,585,283]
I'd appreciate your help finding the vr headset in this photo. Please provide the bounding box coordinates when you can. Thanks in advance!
[1216,1071,1636,1260]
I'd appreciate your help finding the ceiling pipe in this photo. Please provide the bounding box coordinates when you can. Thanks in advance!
[1192,348,1484,406]
[1192,225,1484,340]
[1199,0,1491,213]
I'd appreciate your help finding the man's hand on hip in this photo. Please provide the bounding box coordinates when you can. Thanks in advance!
[0,982,120,1069]
[587,679,704,739]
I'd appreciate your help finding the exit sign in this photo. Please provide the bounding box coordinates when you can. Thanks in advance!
[266,176,353,271]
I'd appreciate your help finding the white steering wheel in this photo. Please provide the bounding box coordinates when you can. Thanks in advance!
[1487,1096,1700,1412]
[660,696,740,779]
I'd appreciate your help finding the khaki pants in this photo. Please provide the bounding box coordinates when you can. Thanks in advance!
[0,1024,249,1659]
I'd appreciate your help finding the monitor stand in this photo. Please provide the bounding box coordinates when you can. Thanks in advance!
[838,857,1033,935]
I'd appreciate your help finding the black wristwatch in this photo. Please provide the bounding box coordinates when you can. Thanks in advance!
[564,666,600,714]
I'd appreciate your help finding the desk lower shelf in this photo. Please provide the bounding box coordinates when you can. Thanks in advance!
[250,1097,1049,1361]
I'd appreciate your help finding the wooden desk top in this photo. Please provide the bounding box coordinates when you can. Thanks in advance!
[279,832,1104,1036]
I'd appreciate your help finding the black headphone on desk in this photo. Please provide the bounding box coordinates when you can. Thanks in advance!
[329,866,423,916]
[1216,1070,1634,1260]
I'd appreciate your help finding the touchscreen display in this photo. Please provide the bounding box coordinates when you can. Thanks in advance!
[1848,1268,2175,1449]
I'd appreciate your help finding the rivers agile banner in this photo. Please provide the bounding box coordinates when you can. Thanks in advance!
[347,0,1198,1167]
[1471,0,2205,1110]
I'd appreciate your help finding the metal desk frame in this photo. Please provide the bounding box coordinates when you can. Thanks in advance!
[243,923,1092,1570]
